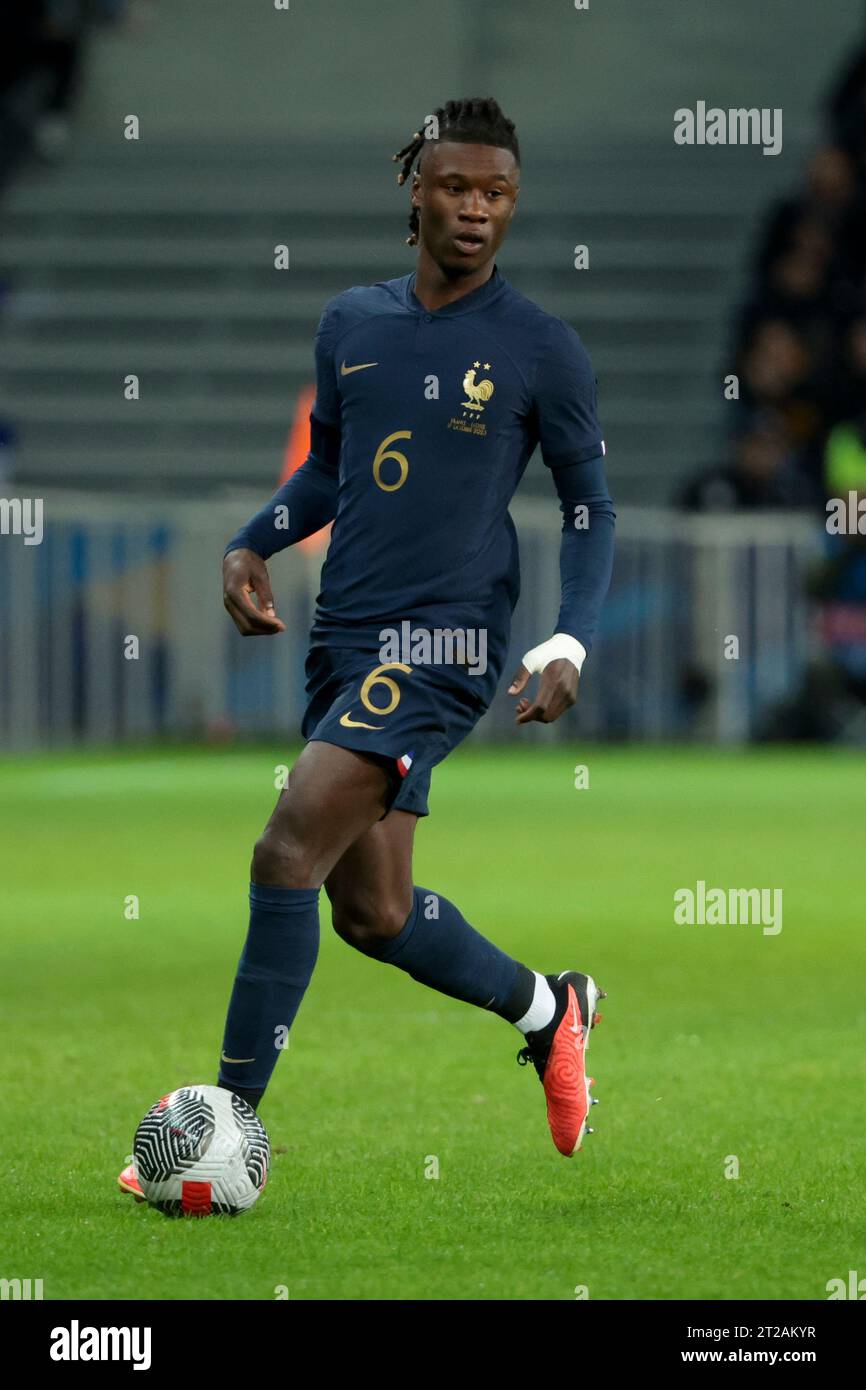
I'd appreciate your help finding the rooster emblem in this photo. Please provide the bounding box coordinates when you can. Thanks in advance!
[461,362,495,412]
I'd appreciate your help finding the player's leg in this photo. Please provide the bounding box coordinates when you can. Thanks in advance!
[325,802,606,1156]
[217,740,395,1110]
[324,807,418,948]
[118,740,393,1197]
[326,812,534,1016]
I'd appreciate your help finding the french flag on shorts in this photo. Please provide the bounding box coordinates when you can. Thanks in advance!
[396,750,415,778]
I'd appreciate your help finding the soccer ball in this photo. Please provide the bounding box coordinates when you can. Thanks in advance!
[132,1084,269,1216]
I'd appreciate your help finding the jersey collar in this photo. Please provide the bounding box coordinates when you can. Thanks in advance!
[405,263,506,317]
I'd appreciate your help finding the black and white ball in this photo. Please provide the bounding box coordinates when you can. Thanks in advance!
[133,1084,269,1215]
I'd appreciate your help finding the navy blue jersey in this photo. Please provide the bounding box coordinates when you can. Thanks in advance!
[226,263,614,709]
[308,264,605,699]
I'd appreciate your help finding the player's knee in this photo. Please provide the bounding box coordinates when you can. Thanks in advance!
[331,895,410,951]
[250,828,319,889]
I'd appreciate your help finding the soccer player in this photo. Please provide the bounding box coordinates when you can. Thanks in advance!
[119,97,614,1198]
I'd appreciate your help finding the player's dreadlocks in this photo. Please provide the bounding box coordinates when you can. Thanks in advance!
[391,97,520,246]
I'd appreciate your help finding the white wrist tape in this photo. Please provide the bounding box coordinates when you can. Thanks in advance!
[521,632,587,676]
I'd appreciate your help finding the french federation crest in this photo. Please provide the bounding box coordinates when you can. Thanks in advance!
[447,360,494,437]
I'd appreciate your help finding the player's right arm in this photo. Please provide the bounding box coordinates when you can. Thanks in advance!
[223,305,342,636]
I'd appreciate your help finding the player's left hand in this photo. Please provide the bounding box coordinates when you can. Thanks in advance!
[508,657,579,724]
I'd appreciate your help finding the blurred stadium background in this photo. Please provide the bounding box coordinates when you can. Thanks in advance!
[2,0,866,750]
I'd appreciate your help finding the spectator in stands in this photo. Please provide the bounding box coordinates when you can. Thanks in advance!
[750,147,859,288]
[0,2,48,191]
[826,39,866,175]
[736,318,826,477]
[826,309,866,427]
[721,34,866,521]
[824,406,866,500]
[680,408,817,511]
[32,2,136,162]
[0,1,135,190]
[30,1,91,162]
[759,406,866,742]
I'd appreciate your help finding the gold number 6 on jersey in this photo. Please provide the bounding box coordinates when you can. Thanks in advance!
[361,662,412,716]
[372,430,412,492]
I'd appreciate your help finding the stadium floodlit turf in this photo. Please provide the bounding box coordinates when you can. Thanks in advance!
[2,743,864,1301]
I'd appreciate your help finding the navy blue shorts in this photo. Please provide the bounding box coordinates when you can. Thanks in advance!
[300,644,489,818]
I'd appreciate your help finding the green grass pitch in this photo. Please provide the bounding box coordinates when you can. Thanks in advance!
[2,742,864,1301]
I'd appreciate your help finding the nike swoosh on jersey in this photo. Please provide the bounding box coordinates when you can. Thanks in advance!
[339,711,384,730]
[221,1052,256,1063]
[340,360,378,375]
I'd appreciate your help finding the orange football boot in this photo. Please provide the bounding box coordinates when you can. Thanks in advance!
[517,971,606,1155]
[117,1162,146,1202]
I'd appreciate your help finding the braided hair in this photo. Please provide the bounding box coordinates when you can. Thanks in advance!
[391,97,520,246]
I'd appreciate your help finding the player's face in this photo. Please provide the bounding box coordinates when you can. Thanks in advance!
[411,141,519,271]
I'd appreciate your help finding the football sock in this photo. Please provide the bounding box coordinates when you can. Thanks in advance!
[362,884,536,1020]
[218,883,320,1100]
[218,1081,264,1112]
[513,971,557,1035]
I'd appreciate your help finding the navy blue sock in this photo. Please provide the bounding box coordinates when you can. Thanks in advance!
[364,885,531,1017]
[218,883,320,1098]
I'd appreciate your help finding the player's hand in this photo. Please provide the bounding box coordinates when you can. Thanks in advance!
[223,548,286,636]
[508,657,579,724]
